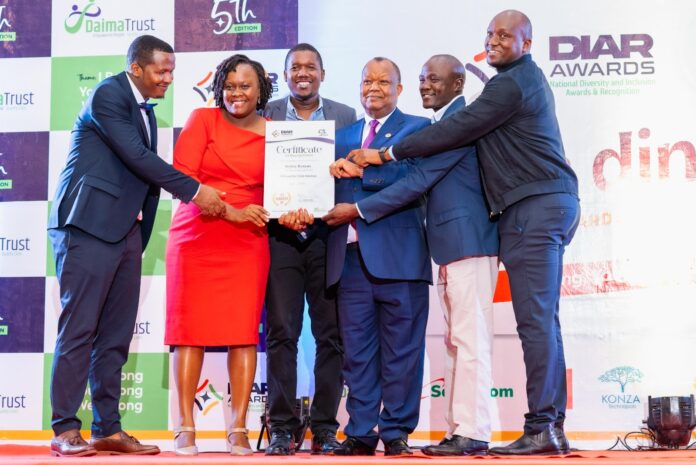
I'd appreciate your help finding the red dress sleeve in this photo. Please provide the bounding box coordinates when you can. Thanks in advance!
[174,108,211,180]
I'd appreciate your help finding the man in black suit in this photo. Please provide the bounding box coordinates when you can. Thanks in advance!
[263,43,356,456]
[47,35,225,457]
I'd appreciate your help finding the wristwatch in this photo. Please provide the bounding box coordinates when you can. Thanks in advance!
[378,146,390,163]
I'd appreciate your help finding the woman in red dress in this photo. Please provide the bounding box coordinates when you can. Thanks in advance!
[165,54,273,456]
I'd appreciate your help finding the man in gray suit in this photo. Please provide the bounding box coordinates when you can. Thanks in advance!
[263,43,356,456]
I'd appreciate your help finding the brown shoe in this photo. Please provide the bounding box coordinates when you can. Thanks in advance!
[90,431,160,455]
[50,429,97,457]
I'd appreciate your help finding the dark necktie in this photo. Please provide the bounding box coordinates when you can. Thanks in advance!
[139,102,158,149]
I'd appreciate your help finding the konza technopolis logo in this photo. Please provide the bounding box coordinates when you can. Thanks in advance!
[64,0,156,35]
[598,365,643,409]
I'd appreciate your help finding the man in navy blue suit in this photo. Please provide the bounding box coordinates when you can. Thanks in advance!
[47,35,225,457]
[333,54,499,456]
[321,57,430,457]
[348,10,580,456]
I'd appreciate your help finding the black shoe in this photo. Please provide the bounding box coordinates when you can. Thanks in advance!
[488,424,567,456]
[311,430,341,455]
[555,426,570,453]
[331,436,375,456]
[265,430,294,456]
[422,435,488,456]
[383,438,413,457]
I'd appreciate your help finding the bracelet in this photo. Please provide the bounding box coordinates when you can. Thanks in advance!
[378,146,390,163]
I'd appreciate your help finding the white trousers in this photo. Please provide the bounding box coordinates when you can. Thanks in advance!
[437,256,498,442]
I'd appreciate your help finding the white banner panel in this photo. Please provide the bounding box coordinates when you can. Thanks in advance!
[0,353,45,429]
[50,0,175,57]
[0,58,51,133]
[0,202,47,277]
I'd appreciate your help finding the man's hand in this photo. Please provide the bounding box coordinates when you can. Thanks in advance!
[225,204,269,227]
[193,184,227,216]
[329,158,364,178]
[322,203,359,226]
[347,148,382,167]
[278,208,315,231]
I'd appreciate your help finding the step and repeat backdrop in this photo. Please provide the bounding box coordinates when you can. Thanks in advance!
[1,0,696,447]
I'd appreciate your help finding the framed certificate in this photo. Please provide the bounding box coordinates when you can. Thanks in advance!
[264,120,335,218]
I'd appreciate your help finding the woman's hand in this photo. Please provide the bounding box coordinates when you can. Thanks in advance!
[225,204,269,227]
[278,208,314,231]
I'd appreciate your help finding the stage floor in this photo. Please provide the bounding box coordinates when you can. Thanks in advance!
[3,445,696,465]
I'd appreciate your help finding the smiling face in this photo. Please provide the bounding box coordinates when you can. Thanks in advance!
[222,64,260,118]
[360,59,402,119]
[419,57,463,112]
[284,50,324,102]
[129,50,175,100]
[485,10,532,68]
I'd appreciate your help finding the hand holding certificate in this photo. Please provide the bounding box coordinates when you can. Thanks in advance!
[264,120,335,218]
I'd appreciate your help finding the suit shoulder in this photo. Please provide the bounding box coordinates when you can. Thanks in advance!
[90,75,128,107]
[402,113,430,128]
[323,98,355,114]
[263,98,285,116]
[337,118,362,135]
[266,98,285,109]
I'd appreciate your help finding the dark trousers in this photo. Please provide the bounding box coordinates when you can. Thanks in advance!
[265,224,343,434]
[498,193,580,434]
[48,224,142,437]
[338,246,429,448]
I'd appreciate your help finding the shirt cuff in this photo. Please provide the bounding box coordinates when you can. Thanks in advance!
[190,183,202,202]
[355,202,365,219]
[388,145,397,161]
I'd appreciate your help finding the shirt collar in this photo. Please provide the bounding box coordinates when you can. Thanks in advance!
[287,95,324,119]
[432,95,464,123]
[363,108,396,129]
[126,72,147,105]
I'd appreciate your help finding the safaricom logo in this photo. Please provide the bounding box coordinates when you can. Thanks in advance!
[65,0,155,35]
[0,315,7,336]
[421,378,513,399]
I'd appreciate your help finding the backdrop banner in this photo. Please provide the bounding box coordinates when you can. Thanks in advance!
[1,0,695,449]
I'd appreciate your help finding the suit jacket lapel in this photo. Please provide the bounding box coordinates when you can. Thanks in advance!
[323,99,336,121]
[370,108,404,149]
[116,72,152,148]
[148,109,157,151]
[442,96,465,120]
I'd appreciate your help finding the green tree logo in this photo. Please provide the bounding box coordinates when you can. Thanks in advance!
[598,366,643,392]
